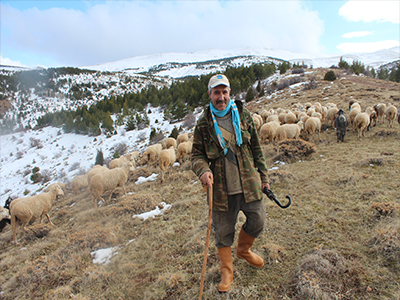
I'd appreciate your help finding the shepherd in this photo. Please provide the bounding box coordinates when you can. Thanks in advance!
[191,74,270,293]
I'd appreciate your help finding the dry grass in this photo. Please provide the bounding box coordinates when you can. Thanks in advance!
[0,70,399,299]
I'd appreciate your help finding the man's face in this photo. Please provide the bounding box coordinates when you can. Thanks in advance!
[208,85,230,111]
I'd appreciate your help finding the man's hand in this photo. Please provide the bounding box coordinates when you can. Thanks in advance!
[262,182,270,191]
[200,171,214,187]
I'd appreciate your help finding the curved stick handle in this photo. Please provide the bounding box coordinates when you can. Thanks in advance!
[263,187,292,209]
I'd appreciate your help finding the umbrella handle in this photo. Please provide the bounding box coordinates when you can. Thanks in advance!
[263,187,292,209]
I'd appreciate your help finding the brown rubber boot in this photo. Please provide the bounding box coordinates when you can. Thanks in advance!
[237,227,264,267]
[217,247,233,293]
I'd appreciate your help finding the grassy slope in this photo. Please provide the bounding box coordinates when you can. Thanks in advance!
[0,69,399,299]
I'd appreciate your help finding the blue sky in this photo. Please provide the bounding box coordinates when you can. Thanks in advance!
[1,0,399,68]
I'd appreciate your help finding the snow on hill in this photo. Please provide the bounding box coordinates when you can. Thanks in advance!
[0,105,202,206]
[81,47,400,77]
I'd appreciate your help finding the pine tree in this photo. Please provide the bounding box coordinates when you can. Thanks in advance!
[95,148,104,166]
[245,86,254,102]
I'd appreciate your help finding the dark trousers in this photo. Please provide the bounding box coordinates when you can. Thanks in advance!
[212,193,265,248]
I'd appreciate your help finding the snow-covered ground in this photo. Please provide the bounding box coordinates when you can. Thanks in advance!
[0,106,202,206]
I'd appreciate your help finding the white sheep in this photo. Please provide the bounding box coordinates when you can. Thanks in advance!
[354,110,371,138]
[275,121,303,142]
[45,182,67,194]
[278,112,286,124]
[89,161,135,207]
[252,113,263,131]
[326,107,339,127]
[260,109,271,123]
[87,165,109,183]
[385,104,398,128]
[176,133,189,146]
[349,105,361,129]
[159,147,176,183]
[176,141,193,164]
[70,174,89,194]
[266,114,279,123]
[10,184,64,245]
[284,111,297,124]
[109,152,135,169]
[304,117,321,142]
[259,121,280,144]
[128,151,140,161]
[373,103,386,124]
[142,143,163,163]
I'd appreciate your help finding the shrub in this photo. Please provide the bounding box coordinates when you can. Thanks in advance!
[324,70,336,81]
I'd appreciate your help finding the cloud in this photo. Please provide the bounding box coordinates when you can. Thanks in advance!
[339,1,400,23]
[0,54,24,67]
[1,1,325,67]
[336,40,400,53]
[342,31,373,39]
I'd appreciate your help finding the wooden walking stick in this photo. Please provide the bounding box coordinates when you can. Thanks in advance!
[199,184,213,300]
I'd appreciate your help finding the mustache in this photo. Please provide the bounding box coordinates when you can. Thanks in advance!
[216,99,227,105]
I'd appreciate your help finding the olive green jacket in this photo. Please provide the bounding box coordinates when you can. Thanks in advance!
[191,100,269,211]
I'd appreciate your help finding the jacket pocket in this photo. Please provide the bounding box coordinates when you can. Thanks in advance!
[204,136,222,161]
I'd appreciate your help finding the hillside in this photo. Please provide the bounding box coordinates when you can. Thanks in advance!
[0,69,399,299]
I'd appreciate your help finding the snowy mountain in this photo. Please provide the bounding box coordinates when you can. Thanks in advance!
[80,46,400,76]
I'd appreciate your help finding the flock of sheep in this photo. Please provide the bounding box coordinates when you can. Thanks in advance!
[1,98,398,246]
[1,133,193,245]
[254,100,399,143]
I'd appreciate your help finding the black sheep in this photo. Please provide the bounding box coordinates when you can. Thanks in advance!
[0,196,14,232]
[334,109,348,142]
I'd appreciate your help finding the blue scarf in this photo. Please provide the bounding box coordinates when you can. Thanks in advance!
[210,98,242,155]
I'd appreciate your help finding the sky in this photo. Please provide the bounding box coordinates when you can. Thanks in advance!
[0,0,399,68]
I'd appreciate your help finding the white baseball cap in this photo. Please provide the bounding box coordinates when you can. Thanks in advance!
[208,74,230,91]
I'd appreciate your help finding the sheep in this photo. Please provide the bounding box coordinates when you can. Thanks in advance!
[142,143,163,163]
[260,109,271,123]
[334,109,348,142]
[349,105,362,129]
[278,112,286,124]
[385,104,398,128]
[266,114,279,123]
[275,121,303,142]
[252,113,263,131]
[326,107,339,127]
[304,117,321,142]
[109,152,135,169]
[311,112,322,120]
[366,106,377,130]
[128,151,140,161]
[45,182,67,194]
[354,110,372,138]
[10,184,64,245]
[0,206,11,232]
[313,102,322,113]
[165,137,177,150]
[350,102,361,111]
[159,147,176,183]
[259,121,280,144]
[87,165,109,183]
[70,174,88,194]
[176,133,189,146]
[373,103,386,124]
[176,141,193,164]
[89,161,135,207]
[284,111,297,124]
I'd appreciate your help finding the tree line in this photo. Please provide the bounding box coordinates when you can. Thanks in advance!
[35,62,277,135]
